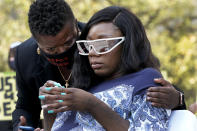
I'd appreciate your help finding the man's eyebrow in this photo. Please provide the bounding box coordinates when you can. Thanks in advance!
[46,46,56,49]
[63,37,73,45]
[64,32,77,43]
[37,42,55,49]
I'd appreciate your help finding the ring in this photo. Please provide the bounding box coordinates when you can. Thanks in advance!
[42,105,48,109]
[44,83,49,87]
[61,88,64,92]
[56,95,59,99]
[62,106,68,110]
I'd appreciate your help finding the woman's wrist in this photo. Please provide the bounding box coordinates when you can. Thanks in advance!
[86,94,102,113]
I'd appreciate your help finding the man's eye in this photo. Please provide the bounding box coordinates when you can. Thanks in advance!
[47,48,55,52]
[64,39,74,47]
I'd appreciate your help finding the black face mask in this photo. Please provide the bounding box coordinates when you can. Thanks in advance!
[40,44,77,69]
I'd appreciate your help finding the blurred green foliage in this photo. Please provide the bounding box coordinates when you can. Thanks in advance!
[0,0,197,107]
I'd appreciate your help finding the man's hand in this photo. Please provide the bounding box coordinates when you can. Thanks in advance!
[146,78,180,109]
[18,116,43,131]
[34,128,44,131]
[18,116,26,131]
[188,103,197,114]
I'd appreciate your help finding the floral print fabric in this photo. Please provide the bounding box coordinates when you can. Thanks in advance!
[52,84,170,131]
[52,68,170,131]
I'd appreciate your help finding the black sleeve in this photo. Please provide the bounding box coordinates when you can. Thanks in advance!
[12,40,41,131]
[172,85,186,110]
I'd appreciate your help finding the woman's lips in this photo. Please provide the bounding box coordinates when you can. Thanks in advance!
[91,63,103,69]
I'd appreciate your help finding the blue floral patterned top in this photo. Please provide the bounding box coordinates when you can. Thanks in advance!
[52,68,171,131]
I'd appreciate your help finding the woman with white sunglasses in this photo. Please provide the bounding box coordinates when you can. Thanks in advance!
[47,6,170,131]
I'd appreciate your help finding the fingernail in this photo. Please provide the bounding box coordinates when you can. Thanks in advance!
[54,82,61,87]
[147,97,150,100]
[39,95,45,100]
[61,86,65,88]
[58,100,63,103]
[48,110,54,114]
[45,87,52,91]
[61,93,66,95]
[154,78,159,80]
[147,92,150,95]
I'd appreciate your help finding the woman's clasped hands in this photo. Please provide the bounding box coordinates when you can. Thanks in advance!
[39,80,97,114]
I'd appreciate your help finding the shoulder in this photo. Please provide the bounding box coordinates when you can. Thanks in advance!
[127,68,163,95]
[17,37,37,54]
[16,37,39,62]
[90,68,162,94]
[138,67,162,79]
[15,37,41,76]
[15,37,39,68]
[124,68,162,82]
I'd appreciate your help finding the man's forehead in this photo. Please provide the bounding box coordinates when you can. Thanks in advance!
[37,22,77,47]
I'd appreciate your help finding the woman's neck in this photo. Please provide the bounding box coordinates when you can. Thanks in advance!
[104,71,124,81]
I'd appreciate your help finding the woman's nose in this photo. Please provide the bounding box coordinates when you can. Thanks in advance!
[88,46,99,56]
